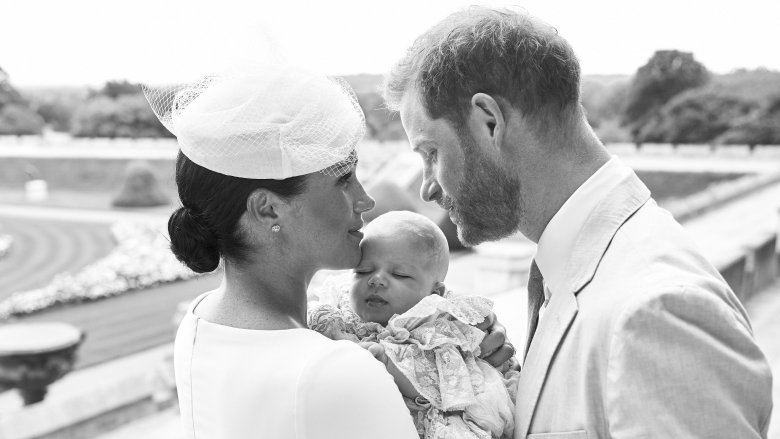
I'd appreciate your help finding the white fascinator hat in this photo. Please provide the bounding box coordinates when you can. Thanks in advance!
[142,65,365,179]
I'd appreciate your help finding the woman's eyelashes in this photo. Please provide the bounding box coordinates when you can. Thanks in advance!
[337,171,354,185]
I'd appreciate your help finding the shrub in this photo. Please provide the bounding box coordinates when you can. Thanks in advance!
[716,93,780,146]
[112,161,170,207]
[0,103,45,135]
[70,92,173,138]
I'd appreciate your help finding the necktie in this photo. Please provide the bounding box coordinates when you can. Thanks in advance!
[523,259,545,360]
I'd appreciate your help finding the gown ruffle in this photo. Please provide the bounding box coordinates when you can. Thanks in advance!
[308,288,519,439]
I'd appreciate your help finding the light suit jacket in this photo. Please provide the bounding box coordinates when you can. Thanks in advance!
[514,171,773,438]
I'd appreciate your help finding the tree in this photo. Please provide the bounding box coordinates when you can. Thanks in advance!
[0,104,45,135]
[0,67,44,135]
[622,50,710,141]
[635,89,756,144]
[98,80,142,99]
[632,69,780,146]
[31,97,78,132]
[0,66,25,108]
[581,76,629,128]
[716,93,780,146]
[70,92,173,138]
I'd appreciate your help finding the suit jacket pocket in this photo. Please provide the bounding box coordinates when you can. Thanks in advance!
[527,430,588,439]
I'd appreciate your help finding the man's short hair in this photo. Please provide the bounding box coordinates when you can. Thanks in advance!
[384,7,581,133]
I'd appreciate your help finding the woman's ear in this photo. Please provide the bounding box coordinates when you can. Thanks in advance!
[431,281,447,297]
[469,93,506,154]
[246,189,282,228]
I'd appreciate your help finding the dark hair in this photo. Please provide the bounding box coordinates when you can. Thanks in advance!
[384,7,581,133]
[168,152,307,273]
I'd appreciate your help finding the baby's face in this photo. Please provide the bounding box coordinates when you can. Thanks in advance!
[349,233,440,326]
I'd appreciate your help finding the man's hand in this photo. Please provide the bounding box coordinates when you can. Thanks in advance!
[477,312,517,367]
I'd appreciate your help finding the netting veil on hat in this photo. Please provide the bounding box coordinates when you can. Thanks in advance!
[142,66,364,179]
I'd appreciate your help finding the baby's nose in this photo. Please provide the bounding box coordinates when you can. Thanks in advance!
[368,274,387,288]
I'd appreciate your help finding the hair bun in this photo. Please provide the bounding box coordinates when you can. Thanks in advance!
[168,206,221,273]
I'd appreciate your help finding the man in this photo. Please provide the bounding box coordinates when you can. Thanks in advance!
[385,7,773,438]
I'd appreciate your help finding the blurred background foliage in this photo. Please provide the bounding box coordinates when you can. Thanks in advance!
[0,67,45,135]
[2,50,780,144]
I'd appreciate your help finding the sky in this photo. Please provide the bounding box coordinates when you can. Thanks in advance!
[2,0,779,87]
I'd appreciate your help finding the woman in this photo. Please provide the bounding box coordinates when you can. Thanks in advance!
[144,66,510,438]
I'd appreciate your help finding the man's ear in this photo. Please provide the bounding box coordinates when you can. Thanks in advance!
[246,189,282,227]
[468,93,506,153]
[431,281,447,297]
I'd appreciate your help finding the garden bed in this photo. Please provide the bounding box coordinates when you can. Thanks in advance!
[0,221,197,319]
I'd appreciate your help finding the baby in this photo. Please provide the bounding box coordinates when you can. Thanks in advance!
[349,210,449,326]
[308,211,518,439]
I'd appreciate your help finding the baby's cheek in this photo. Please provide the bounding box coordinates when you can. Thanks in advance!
[348,280,366,310]
[348,278,364,299]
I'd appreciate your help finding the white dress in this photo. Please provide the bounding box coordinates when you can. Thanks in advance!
[174,292,419,439]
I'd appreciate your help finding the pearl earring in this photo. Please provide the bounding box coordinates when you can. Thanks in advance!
[271,225,281,233]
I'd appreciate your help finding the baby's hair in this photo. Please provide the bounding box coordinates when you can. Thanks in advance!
[363,210,450,279]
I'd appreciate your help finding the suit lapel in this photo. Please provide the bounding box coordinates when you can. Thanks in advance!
[513,170,652,439]
[561,172,652,295]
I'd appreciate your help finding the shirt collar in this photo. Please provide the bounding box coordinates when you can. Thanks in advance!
[535,156,632,297]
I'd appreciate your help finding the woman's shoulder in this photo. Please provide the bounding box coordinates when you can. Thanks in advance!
[301,338,380,374]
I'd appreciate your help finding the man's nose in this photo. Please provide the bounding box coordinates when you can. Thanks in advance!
[420,171,442,203]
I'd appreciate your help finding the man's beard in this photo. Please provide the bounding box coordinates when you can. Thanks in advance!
[443,132,523,246]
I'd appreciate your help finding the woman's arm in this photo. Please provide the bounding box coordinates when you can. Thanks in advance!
[359,341,421,399]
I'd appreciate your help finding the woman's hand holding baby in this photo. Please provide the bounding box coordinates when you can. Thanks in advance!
[359,341,421,399]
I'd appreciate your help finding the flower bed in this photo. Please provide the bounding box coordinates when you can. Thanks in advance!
[0,234,12,259]
[0,221,198,319]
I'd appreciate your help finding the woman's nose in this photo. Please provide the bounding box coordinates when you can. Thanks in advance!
[354,182,376,213]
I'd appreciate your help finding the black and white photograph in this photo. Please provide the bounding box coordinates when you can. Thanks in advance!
[0,0,778,437]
